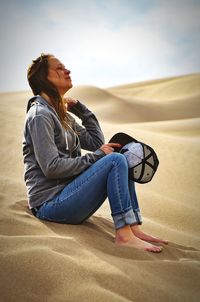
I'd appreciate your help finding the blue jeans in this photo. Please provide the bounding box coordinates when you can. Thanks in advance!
[36,153,142,229]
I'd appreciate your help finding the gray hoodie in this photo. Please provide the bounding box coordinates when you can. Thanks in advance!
[23,95,105,209]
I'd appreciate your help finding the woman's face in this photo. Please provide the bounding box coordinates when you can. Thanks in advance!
[47,56,72,95]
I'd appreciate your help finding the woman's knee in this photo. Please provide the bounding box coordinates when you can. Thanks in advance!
[106,152,128,168]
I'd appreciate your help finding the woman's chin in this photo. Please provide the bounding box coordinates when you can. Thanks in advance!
[68,83,73,90]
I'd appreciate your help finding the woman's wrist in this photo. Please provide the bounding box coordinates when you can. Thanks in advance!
[63,96,78,110]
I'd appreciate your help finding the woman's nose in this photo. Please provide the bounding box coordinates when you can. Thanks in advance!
[65,68,70,74]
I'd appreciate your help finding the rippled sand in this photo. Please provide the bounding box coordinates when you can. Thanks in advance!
[1,74,200,302]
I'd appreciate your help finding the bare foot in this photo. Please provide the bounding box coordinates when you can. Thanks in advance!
[131,225,169,245]
[115,225,163,253]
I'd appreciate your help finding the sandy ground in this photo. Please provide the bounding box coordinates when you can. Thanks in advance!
[0,74,200,302]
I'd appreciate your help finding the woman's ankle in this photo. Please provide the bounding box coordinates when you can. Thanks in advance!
[115,224,133,242]
[130,224,140,232]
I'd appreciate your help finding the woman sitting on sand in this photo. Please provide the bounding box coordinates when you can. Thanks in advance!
[23,53,168,253]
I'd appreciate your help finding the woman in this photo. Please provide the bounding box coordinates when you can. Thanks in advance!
[23,53,168,253]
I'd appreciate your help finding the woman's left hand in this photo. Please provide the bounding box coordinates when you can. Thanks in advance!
[64,96,78,110]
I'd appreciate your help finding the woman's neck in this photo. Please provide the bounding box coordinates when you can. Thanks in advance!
[40,92,64,106]
[40,92,51,103]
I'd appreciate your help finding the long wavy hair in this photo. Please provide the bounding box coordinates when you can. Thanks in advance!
[27,53,70,129]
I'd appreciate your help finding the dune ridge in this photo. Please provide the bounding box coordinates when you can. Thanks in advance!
[107,73,200,99]
[0,74,200,302]
[68,74,200,122]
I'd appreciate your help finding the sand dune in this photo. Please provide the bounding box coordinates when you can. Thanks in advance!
[107,73,200,100]
[68,74,200,122]
[0,74,200,302]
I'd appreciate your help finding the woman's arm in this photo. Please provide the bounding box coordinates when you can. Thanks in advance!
[27,114,105,180]
[67,100,105,151]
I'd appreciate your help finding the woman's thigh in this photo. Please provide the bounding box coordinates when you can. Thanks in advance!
[37,154,116,223]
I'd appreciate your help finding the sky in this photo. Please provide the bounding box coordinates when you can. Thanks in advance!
[0,0,200,92]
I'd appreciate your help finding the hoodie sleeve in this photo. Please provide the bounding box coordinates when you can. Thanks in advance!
[67,101,105,151]
[27,114,105,180]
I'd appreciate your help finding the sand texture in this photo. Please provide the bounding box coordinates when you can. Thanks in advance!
[0,74,200,302]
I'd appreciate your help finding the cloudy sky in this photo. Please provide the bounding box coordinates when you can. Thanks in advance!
[0,0,200,92]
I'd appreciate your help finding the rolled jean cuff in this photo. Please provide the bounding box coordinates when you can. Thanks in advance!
[134,210,142,225]
[112,209,139,230]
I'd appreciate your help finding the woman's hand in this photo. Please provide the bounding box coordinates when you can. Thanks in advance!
[63,96,78,110]
[100,143,122,154]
